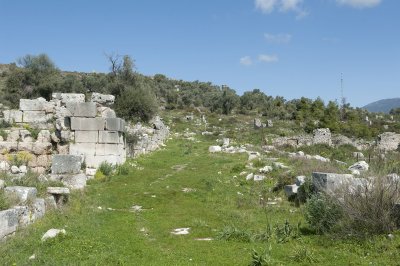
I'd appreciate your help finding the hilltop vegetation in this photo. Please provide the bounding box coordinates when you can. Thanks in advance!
[1,54,399,139]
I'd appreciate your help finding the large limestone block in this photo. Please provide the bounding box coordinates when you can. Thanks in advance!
[23,111,47,123]
[51,155,81,174]
[0,208,19,239]
[97,107,116,118]
[95,143,120,155]
[62,173,87,190]
[4,186,37,203]
[70,117,105,131]
[91,93,115,105]
[312,172,366,194]
[32,142,52,155]
[19,98,47,111]
[2,110,23,123]
[85,154,123,168]
[98,131,120,144]
[66,102,97,117]
[74,131,98,143]
[52,93,85,104]
[105,118,124,131]
[69,143,96,157]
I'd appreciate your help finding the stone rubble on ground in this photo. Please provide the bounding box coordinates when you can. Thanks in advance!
[41,228,66,241]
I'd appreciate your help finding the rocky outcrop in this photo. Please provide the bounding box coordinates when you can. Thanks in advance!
[377,132,400,152]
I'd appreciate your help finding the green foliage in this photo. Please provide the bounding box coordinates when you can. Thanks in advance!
[230,163,246,173]
[304,193,342,234]
[0,129,8,140]
[98,161,114,176]
[250,247,273,266]
[94,171,107,182]
[23,124,40,140]
[0,190,10,211]
[217,226,252,242]
[115,163,129,175]
[291,246,318,263]
[0,120,11,129]
[6,151,33,167]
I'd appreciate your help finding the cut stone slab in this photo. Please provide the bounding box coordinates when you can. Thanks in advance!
[51,155,82,174]
[22,111,47,123]
[47,187,70,195]
[61,174,87,190]
[312,172,366,193]
[70,117,105,131]
[0,208,19,239]
[74,131,98,143]
[2,110,23,123]
[91,93,115,105]
[98,131,120,144]
[52,93,85,104]
[66,102,97,117]
[41,228,66,241]
[19,98,46,111]
[105,118,124,131]
[4,186,37,203]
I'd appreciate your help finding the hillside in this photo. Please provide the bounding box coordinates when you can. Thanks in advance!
[363,98,400,113]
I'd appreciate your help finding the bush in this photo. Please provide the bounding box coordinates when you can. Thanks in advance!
[6,151,33,167]
[116,163,130,175]
[0,190,10,211]
[98,161,114,176]
[94,171,107,182]
[216,226,252,242]
[304,193,342,234]
[336,175,400,235]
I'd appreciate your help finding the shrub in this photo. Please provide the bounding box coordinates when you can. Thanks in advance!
[94,171,107,182]
[116,163,130,175]
[98,161,114,176]
[0,129,8,140]
[7,151,33,166]
[23,125,40,140]
[230,163,246,174]
[291,246,318,263]
[336,175,400,235]
[0,120,11,129]
[216,226,252,242]
[250,248,273,266]
[0,190,10,211]
[304,193,342,234]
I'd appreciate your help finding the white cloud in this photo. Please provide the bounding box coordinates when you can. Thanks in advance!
[255,0,277,13]
[336,0,382,8]
[240,56,253,66]
[264,33,292,44]
[258,54,279,63]
[255,0,307,18]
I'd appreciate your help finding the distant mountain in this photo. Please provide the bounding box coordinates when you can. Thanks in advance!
[363,98,400,113]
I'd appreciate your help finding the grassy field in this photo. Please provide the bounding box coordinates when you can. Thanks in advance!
[1,117,400,265]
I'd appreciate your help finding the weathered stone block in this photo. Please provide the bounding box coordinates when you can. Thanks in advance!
[69,143,96,157]
[74,131,98,143]
[105,118,124,131]
[23,111,47,123]
[51,155,81,174]
[2,110,23,123]
[312,172,366,193]
[70,117,105,131]
[98,107,116,118]
[98,131,120,144]
[91,93,115,105]
[4,186,37,203]
[52,93,85,104]
[313,128,332,146]
[66,102,97,117]
[0,208,19,239]
[36,155,51,167]
[62,173,87,190]
[19,98,46,111]
[31,198,46,221]
[32,142,52,155]
[95,143,120,155]
[0,142,18,153]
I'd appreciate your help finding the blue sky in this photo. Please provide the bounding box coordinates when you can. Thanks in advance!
[0,0,398,107]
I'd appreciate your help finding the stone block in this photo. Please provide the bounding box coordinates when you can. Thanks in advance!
[52,93,85,104]
[0,208,19,239]
[85,155,123,168]
[0,142,18,153]
[37,130,51,143]
[47,187,70,195]
[74,131,98,143]
[22,111,47,123]
[32,142,52,155]
[90,93,115,105]
[312,172,366,194]
[284,184,299,198]
[17,142,33,153]
[105,118,124,131]
[70,117,105,131]
[66,102,97,117]
[2,110,23,123]
[95,143,119,155]
[98,131,120,144]
[98,107,116,118]
[36,155,51,167]
[4,186,37,203]
[57,143,69,154]
[19,98,47,111]
[51,155,81,174]
[61,173,87,190]
[31,198,46,221]
[69,143,96,157]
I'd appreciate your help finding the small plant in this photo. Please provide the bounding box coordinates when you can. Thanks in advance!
[0,129,8,140]
[291,246,318,263]
[94,171,107,182]
[274,220,300,243]
[217,226,252,242]
[0,190,10,211]
[115,163,129,175]
[296,177,316,204]
[98,161,114,176]
[23,124,40,140]
[7,151,33,167]
[304,193,342,234]
[125,132,140,145]
[0,120,11,129]
[231,163,246,173]
[250,246,273,266]
[253,159,265,168]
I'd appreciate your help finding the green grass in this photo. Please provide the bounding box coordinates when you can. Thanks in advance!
[1,135,400,265]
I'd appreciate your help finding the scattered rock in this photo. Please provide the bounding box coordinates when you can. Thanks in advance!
[295,176,306,186]
[254,175,266,181]
[208,146,222,153]
[259,166,273,173]
[284,184,299,197]
[41,228,66,241]
[171,228,190,235]
[131,205,143,212]
[246,173,254,181]
[10,165,20,174]
[348,161,369,172]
